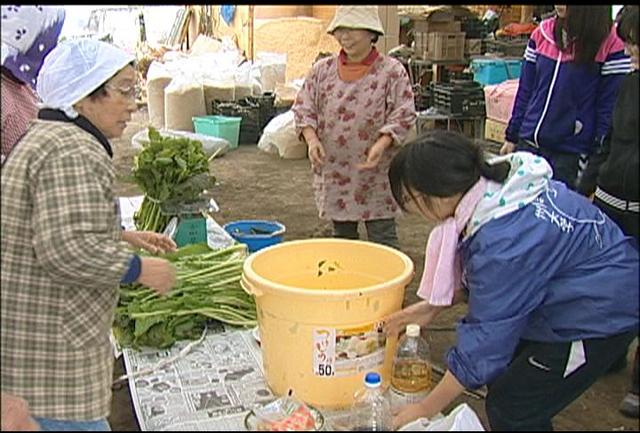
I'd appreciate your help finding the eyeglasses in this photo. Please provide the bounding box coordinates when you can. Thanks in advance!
[106,84,136,99]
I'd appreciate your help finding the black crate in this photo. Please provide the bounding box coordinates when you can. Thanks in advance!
[433,82,486,117]
[461,18,489,39]
[484,36,529,57]
[211,94,277,145]
[415,90,432,112]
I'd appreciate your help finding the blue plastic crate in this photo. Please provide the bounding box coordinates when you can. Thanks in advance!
[471,58,523,86]
[223,220,286,252]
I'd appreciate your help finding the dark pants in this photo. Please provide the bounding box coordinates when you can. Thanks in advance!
[332,219,399,249]
[486,331,636,431]
[592,196,639,398]
[593,197,639,249]
[517,140,580,191]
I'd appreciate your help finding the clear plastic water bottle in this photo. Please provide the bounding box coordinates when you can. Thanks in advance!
[390,323,432,409]
[351,371,391,431]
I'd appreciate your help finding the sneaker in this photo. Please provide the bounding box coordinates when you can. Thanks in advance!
[619,392,639,418]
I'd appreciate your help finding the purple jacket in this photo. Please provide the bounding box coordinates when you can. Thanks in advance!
[506,18,631,154]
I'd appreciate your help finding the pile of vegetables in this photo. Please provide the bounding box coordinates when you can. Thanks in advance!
[113,243,257,349]
[133,127,216,232]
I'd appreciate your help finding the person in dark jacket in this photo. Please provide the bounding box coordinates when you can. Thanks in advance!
[385,130,638,430]
[501,5,631,191]
[590,5,639,419]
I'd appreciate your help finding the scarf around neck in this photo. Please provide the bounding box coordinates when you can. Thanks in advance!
[417,152,553,305]
[38,108,113,158]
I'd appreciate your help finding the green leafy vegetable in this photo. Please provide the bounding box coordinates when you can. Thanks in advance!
[113,243,257,350]
[132,127,217,232]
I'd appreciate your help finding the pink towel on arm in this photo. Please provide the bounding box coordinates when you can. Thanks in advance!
[417,178,487,305]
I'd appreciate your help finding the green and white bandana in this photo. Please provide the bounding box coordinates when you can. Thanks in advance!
[464,151,553,240]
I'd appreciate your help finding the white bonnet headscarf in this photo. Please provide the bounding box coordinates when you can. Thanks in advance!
[36,38,135,118]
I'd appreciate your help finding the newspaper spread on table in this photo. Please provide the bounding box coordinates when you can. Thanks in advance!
[122,327,355,431]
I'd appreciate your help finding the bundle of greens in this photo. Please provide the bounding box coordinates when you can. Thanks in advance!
[113,243,257,350]
[133,127,216,232]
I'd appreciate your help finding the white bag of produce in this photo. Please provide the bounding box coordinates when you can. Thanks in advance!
[146,61,172,129]
[257,110,307,160]
[164,75,207,132]
[399,403,485,431]
[256,52,287,93]
[131,128,230,157]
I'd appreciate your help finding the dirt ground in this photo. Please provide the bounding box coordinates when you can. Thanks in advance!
[108,107,639,431]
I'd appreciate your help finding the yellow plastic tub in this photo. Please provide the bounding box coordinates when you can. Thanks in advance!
[241,238,415,409]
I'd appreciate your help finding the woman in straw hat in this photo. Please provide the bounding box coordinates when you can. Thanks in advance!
[293,6,416,249]
[1,38,177,431]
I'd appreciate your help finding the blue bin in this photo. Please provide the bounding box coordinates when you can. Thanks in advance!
[471,58,523,86]
[223,220,286,252]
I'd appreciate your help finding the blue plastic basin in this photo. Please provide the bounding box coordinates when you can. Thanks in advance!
[223,220,286,252]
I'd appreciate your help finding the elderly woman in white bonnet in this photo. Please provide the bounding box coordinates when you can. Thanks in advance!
[292,6,416,250]
[1,38,176,431]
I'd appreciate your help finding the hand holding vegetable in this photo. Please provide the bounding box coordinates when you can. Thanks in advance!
[123,231,177,255]
[137,257,176,295]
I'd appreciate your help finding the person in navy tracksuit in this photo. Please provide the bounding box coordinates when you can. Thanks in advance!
[385,130,638,430]
[501,5,631,192]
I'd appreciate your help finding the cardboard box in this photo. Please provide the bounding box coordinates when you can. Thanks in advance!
[484,117,508,143]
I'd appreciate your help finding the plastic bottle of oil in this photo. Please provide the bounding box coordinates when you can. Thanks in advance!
[390,323,432,409]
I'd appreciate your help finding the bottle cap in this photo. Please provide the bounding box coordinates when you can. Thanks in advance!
[406,324,420,337]
[364,372,381,387]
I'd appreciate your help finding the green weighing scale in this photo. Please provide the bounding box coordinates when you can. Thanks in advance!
[161,196,220,247]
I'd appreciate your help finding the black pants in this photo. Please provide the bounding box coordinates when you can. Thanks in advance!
[486,331,636,431]
[516,140,580,191]
[332,219,399,250]
[592,197,639,398]
[593,197,639,249]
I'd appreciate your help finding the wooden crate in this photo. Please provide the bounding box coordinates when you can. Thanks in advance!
[484,117,508,143]
[426,32,465,61]
[413,19,461,34]
[465,38,482,56]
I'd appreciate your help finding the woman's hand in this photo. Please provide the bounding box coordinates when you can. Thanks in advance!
[500,140,516,155]
[307,139,326,169]
[392,402,427,430]
[123,231,177,255]
[383,300,438,337]
[393,370,466,430]
[137,257,176,295]
[357,134,394,170]
[1,393,40,431]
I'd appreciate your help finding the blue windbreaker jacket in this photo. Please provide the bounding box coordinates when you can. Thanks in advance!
[447,180,639,390]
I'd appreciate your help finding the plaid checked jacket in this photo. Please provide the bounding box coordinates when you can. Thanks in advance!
[1,119,134,420]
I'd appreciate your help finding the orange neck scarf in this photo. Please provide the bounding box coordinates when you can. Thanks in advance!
[337,48,379,82]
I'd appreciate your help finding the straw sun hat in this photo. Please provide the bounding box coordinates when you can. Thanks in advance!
[326,6,385,36]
